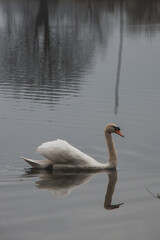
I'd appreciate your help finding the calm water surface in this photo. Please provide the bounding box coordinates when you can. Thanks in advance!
[1,1,160,239]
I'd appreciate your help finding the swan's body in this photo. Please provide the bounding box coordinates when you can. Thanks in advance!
[21,123,124,170]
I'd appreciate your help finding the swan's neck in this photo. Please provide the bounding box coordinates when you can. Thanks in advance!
[105,132,118,168]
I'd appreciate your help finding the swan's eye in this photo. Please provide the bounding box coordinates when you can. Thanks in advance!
[113,126,120,132]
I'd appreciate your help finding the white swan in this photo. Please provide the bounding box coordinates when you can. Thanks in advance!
[21,123,124,170]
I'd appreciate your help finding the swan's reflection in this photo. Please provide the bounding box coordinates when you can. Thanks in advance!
[24,169,124,210]
[104,170,124,210]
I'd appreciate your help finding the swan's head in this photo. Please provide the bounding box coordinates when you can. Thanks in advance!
[105,123,124,137]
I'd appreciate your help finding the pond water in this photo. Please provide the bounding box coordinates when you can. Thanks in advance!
[1,0,160,239]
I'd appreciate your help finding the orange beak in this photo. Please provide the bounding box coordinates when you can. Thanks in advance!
[116,129,124,137]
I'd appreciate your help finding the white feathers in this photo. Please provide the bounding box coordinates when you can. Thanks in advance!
[22,123,123,170]
[36,139,99,167]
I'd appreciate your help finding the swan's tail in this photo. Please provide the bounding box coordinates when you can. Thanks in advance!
[20,156,53,169]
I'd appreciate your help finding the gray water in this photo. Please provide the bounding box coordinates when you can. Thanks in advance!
[1,0,160,239]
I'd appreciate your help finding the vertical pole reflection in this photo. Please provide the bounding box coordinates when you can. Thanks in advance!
[115,0,124,115]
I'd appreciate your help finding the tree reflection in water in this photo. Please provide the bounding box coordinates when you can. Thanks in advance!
[0,0,160,106]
